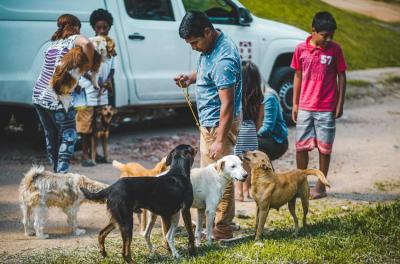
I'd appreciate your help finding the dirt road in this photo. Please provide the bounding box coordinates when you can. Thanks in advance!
[1,78,400,255]
[321,0,400,22]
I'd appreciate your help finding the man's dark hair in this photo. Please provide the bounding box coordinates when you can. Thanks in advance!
[179,11,214,39]
[312,11,337,32]
[90,8,113,29]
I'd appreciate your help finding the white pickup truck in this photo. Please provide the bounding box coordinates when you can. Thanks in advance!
[0,0,308,131]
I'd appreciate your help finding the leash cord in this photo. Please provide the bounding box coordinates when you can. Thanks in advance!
[178,81,202,131]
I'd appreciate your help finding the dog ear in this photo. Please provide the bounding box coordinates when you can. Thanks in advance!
[215,160,225,173]
[261,161,274,171]
[166,151,174,166]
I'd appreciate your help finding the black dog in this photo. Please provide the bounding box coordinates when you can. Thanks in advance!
[80,144,197,263]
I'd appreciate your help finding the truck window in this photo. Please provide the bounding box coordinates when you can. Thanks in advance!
[124,0,175,21]
[182,0,238,25]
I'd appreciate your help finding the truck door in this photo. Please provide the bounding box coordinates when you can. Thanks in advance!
[182,0,260,71]
[116,0,190,104]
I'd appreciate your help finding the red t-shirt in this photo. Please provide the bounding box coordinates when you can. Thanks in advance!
[291,36,347,111]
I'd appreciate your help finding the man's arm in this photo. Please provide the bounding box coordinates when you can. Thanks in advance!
[292,70,302,123]
[209,87,234,159]
[336,71,346,118]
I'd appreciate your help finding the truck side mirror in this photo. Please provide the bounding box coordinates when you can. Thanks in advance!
[238,7,253,26]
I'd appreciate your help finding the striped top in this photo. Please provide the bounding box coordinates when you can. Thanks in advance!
[234,120,258,156]
[32,35,78,110]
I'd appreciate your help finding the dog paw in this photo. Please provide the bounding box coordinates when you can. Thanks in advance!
[37,233,49,239]
[195,240,201,247]
[25,230,35,236]
[100,250,108,258]
[74,228,86,236]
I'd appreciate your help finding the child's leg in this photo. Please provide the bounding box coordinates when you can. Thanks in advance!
[234,181,243,201]
[295,110,315,170]
[53,107,77,173]
[242,161,252,199]
[312,111,335,199]
[296,150,309,170]
[80,133,90,160]
[310,152,331,197]
[34,105,59,172]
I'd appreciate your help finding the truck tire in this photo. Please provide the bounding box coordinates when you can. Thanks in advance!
[0,108,12,130]
[269,66,295,126]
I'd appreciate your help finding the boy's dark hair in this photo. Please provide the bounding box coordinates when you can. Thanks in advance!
[312,11,337,32]
[90,8,113,29]
[179,11,214,39]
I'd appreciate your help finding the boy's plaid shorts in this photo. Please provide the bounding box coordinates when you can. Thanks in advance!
[295,110,336,154]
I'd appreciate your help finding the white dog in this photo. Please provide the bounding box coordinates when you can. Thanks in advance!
[143,155,248,251]
[19,166,108,239]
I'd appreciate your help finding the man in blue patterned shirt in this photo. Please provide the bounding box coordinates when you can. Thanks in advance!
[174,11,242,240]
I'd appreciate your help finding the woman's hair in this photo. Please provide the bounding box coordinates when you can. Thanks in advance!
[242,61,264,123]
[90,9,114,29]
[51,14,81,41]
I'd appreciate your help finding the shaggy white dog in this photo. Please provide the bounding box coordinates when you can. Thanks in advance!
[19,166,108,239]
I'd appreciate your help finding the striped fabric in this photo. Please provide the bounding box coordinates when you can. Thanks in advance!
[32,35,78,110]
[234,120,258,156]
[295,110,336,154]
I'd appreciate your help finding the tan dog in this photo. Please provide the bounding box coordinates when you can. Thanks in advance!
[112,157,168,177]
[112,157,168,231]
[243,150,330,240]
[91,105,117,164]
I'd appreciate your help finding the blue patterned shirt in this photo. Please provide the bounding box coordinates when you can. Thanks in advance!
[195,31,242,127]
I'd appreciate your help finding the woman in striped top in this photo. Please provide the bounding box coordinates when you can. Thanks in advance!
[234,61,264,202]
[32,14,95,173]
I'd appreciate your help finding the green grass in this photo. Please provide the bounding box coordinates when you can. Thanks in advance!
[2,201,399,264]
[240,0,400,70]
[347,79,372,87]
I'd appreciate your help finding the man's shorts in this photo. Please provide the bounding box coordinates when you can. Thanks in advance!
[75,106,95,134]
[295,110,336,155]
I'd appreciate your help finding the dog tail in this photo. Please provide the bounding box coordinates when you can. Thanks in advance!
[21,165,45,188]
[80,186,109,202]
[112,160,125,172]
[79,175,109,203]
[303,169,331,187]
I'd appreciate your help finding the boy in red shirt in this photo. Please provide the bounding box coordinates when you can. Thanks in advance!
[291,11,347,199]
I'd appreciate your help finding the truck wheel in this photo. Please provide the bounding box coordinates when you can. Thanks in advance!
[269,66,295,126]
[0,108,12,130]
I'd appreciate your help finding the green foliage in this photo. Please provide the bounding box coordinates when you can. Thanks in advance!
[347,79,372,87]
[240,0,400,70]
[2,201,399,263]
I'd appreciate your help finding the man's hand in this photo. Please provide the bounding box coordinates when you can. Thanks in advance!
[292,104,299,123]
[209,140,223,160]
[335,104,343,119]
[174,74,191,88]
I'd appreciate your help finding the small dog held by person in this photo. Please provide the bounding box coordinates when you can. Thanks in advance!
[19,166,108,239]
